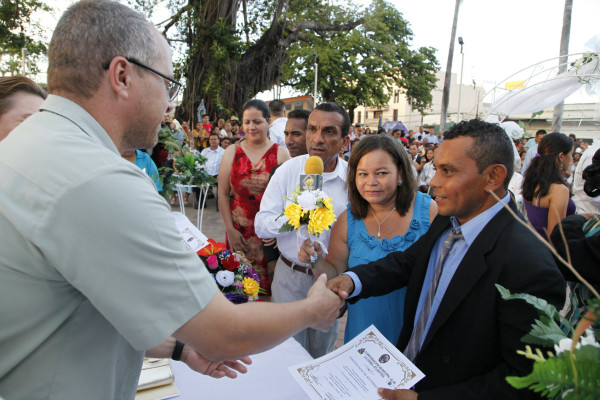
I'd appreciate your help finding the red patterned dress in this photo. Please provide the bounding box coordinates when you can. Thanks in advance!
[229,143,279,293]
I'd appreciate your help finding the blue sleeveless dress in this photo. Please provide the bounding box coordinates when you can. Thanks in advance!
[345,192,432,344]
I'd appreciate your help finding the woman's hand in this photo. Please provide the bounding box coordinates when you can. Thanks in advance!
[227,227,248,253]
[298,239,322,264]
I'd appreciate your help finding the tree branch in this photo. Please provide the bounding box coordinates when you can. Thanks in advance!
[292,18,364,34]
[158,4,193,35]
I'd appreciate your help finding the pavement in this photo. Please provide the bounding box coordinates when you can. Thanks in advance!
[170,195,347,350]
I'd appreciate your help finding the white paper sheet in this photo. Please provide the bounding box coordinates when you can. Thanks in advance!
[289,325,424,400]
[171,212,209,252]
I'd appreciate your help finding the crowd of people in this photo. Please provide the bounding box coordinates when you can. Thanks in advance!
[0,1,598,400]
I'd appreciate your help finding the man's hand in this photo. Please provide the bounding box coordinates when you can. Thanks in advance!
[181,345,252,379]
[378,388,418,400]
[262,237,277,247]
[326,274,354,300]
[306,274,343,331]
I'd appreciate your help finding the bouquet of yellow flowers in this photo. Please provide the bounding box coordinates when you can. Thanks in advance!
[278,186,336,237]
[277,186,336,269]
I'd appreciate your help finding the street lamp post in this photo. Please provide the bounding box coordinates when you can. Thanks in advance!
[456,37,464,122]
[21,48,30,76]
[313,51,318,105]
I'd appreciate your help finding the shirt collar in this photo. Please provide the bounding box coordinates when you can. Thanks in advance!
[322,156,347,181]
[451,191,511,246]
[40,95,119,156]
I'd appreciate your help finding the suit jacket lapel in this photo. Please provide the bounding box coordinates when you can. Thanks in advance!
[419,200,519,352]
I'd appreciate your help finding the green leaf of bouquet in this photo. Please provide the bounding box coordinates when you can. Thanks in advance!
[507,346,600,399]
[496,284,574,334]
[279,222,295,233]
[522,315,568,346]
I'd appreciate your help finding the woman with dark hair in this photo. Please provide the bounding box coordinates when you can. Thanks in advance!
[218,99,290,294]
[550,148,600,327]
[299,135,437,343]
[0,76,46,141]
[523,132,574,238]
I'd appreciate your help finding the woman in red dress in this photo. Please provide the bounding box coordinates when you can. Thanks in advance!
[218,99,290,293]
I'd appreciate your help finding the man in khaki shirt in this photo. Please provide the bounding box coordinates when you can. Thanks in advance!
[0,1,341,399]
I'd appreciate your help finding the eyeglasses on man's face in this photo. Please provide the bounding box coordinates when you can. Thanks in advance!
[102,57,182,102]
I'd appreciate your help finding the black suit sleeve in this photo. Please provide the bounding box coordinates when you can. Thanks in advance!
[348,230,425,301]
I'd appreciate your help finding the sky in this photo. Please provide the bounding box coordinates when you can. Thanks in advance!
[39,0,600,103]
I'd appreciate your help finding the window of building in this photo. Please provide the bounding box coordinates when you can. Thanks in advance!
[393,109,398,121]
[294,101,304,110]
[285,103,292,111]
[365,111,369,120]
[393,91,399,103]
[373,110,383,119]
[357,111,361,123]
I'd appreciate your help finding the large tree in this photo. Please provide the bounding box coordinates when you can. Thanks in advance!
[0,0,49,76]
[148,0,363,122]
[282,0,439,121]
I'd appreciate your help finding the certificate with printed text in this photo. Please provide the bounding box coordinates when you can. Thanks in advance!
[171,211,209,252]
[289,325,424,400]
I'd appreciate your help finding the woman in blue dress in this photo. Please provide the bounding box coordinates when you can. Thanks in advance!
[299,135,437,344]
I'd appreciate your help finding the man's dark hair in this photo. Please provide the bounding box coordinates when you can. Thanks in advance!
[583,149,600,198]
[287,109,310,124]
[444,119,515,189]
[392,129,401,135]
[536,129,547,136]
[208,133,219,139]
[269,99,286,117]
[202,114,209,118]
[313,102,350,137]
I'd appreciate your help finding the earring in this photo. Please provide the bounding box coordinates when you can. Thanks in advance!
[397,179,403,186]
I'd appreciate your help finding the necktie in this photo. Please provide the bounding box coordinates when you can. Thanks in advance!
[404,228,464,361]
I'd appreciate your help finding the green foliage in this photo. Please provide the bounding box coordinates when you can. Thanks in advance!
[282,0,438,115]
[531,110,544,119]
[157,126,216,199]
[497,285,600,400]
[496,284,574,342]
[506,346,600,400]
[0,0,50,75]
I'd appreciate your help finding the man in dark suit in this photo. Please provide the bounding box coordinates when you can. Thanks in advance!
[328,119,565,400]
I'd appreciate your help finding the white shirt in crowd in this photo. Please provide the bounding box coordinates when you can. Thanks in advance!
[422,133,438,144]
[418,161,436,188]
[573,139,600,214]
[200,146,225,176]
[255,154,348,265]
[521,144,538,175]
[268,117,287,148]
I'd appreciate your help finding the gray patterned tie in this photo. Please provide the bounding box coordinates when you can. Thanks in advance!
[404,228,463,361]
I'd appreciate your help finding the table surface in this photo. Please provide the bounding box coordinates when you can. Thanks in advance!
[172,338,312,400]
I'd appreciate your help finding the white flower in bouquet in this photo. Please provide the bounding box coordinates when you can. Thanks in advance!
[554,328,600,354]
[215,270,235,287]
[297,191,319,211]
[580,328,600,348]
